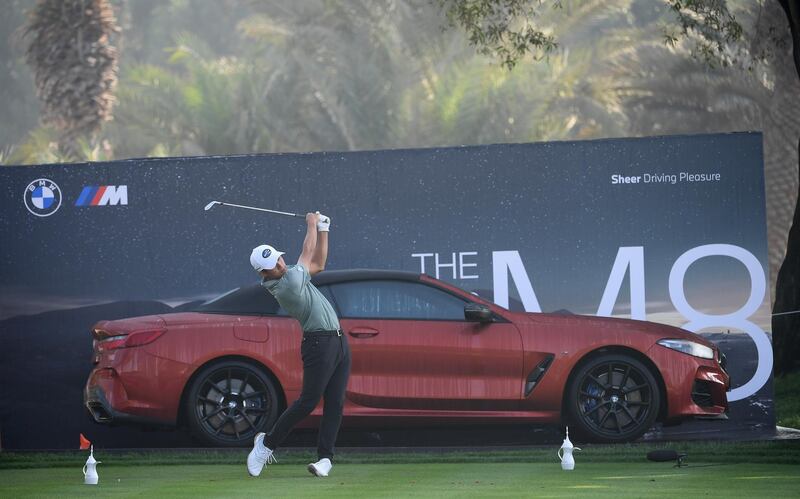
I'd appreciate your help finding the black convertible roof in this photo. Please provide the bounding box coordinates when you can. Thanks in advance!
[311,269,422,286]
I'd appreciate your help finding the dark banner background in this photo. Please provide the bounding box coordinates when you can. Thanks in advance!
[0,133,773,448]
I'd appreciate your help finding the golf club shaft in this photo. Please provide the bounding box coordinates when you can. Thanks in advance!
[217,202,304,218]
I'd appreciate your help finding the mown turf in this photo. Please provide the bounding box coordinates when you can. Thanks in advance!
[776,370,800,430]
[3,440,800,469]
[1,462,799,498]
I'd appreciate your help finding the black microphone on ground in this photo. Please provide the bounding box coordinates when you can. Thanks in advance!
[647,450,688,467]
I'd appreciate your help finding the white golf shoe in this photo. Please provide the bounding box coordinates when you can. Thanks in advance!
[307,458,332,477]
[247,432,277,477]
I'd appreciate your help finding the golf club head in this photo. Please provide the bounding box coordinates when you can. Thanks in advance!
[204,201,221,211]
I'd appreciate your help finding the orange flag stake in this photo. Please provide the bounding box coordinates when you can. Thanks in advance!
[79,433,91,450]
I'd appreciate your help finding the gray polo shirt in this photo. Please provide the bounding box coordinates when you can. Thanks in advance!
[262,264,340,332]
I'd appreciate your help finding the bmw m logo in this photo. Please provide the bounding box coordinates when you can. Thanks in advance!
[262,249,272,258]
[75,185,128,206]
[24,178,62,217]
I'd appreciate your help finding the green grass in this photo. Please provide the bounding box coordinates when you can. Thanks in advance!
[1,462,799,498]
[775,370,800,429]
[1,442,798,497]
[2,441,800,470]
[3,371,799,496]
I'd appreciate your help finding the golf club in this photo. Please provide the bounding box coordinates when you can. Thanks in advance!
[204,200,305,219]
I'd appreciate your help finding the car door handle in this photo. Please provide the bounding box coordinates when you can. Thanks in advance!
[348,328,379,338]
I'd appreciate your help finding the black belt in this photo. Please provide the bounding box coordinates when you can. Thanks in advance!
[304,329,343,337]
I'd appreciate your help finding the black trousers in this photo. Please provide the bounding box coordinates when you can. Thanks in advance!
[264,331,351,460]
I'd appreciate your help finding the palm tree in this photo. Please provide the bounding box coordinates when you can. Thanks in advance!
[106,0,454,156]
[239,0,445,152]
[106,33,275,158]
[24,0,119,149]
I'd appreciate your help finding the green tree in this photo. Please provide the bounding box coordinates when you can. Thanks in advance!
[102,0,453,156]
[437,0,753,69]
[240,0,446,151]
[106,34,274,157]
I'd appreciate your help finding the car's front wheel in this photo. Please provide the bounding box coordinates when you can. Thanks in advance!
[566,353,660,443]
[186,360,280,447]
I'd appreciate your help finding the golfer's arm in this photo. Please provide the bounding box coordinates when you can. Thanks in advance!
[310,231,328,274]
[298,220,319,272]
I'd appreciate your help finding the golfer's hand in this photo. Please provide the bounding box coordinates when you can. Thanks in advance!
[316,212,330,232]
[306,212,320,226]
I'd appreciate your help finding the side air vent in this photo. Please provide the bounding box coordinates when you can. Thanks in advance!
[524,355,554,397]
[691,380,714,407]
[87,402,113,422]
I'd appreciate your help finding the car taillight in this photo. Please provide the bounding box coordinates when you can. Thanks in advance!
[98,329,166,352]
[98,336,128,351]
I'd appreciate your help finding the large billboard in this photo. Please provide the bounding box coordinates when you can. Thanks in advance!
[0,132,772,448]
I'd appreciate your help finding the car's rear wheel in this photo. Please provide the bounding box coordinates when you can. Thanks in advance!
[566,353,660,443]
[186,360,280,447]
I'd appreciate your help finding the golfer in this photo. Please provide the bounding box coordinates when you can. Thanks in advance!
[246,211,351,478]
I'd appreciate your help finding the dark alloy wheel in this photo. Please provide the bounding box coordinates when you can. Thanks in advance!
[567,354,660,443]
[186,360,280,447]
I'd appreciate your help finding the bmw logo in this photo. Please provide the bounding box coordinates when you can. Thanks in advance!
[262,249,272,258]
[24,178,62,217]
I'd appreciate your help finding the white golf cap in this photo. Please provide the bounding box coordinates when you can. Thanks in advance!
[250,244,284,272]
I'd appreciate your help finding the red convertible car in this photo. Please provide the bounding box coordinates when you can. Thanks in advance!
[84,270,729,446]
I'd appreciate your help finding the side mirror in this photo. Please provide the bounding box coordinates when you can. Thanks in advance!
[465,303,493,323]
